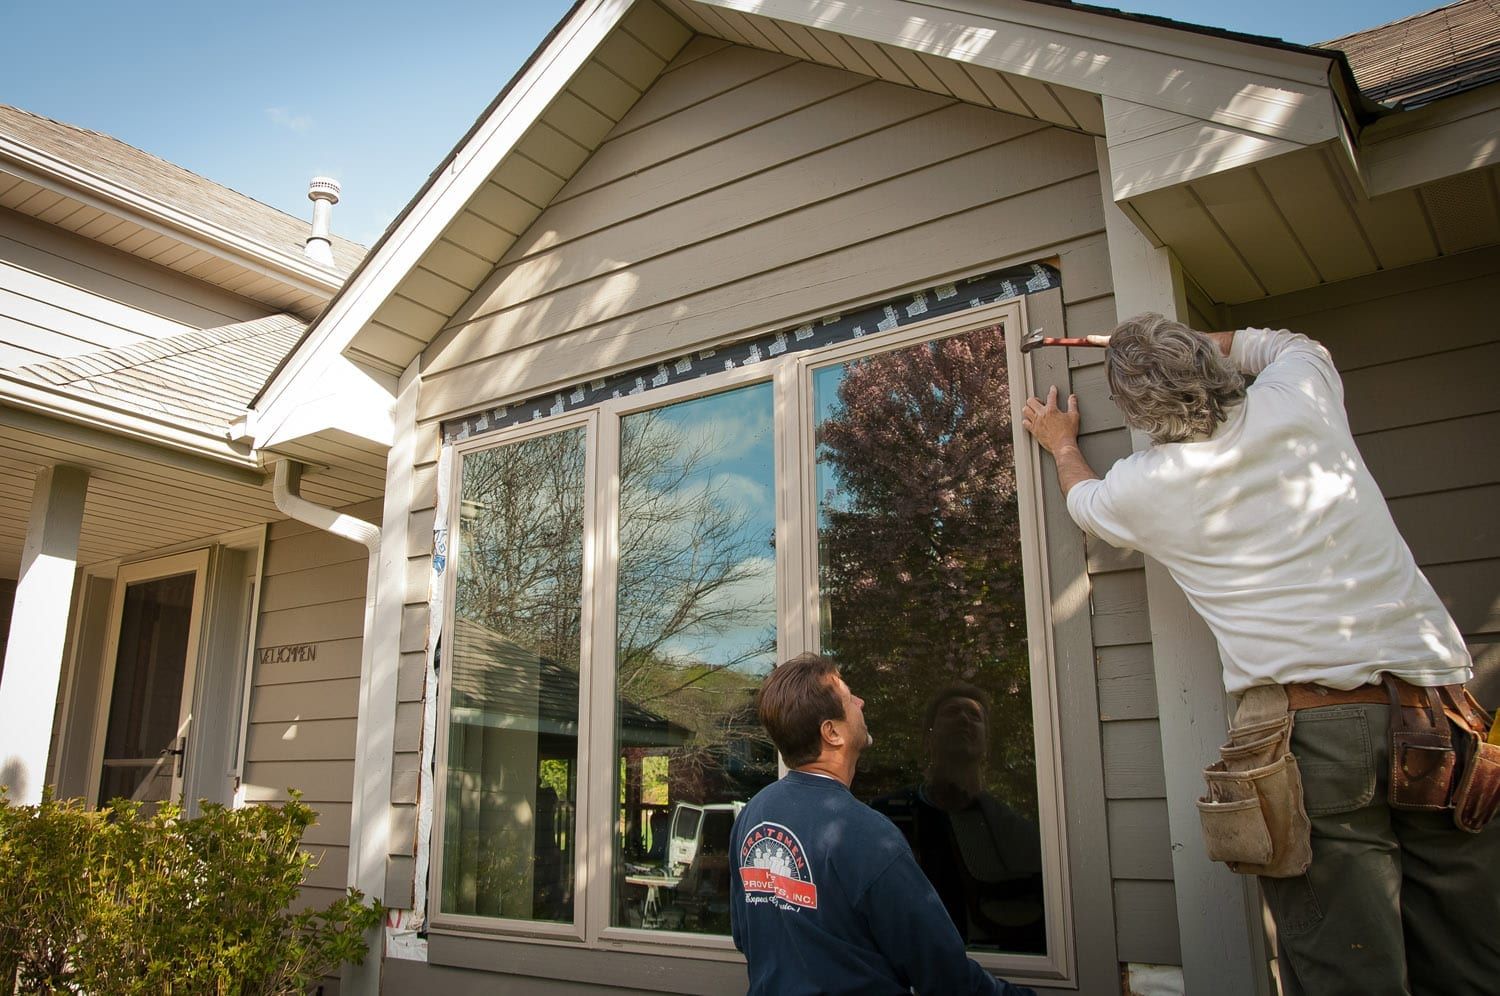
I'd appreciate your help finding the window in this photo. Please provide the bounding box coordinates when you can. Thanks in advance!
[435,299,1070,977]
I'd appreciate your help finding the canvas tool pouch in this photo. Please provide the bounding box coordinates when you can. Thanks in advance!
[1196,684,1312,878]
[1385,678,1459,813]
[1448,688,1500,833]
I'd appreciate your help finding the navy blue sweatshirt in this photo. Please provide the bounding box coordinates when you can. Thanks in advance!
[729,771,1035,996]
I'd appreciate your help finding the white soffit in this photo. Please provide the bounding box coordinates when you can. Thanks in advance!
[692,0,1342,145]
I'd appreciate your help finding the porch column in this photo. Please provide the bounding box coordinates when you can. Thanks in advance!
[1095,140,1269,996]
[0,464,89,805]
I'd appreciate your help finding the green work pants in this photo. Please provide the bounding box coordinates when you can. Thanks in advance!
[1260,703,1500,996]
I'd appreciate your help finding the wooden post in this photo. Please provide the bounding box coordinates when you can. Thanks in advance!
[1095,139,1270,996]
[0,464,89,805]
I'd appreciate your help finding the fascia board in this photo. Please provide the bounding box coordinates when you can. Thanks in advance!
[252,0,633,419]
[702,0,1340,145]
[0,375,264,476]
[0,138,342,301]
[1357,85,1500,196]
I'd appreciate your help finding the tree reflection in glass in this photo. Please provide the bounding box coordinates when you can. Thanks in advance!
[814,326,1048,954]
[613,383,779,935]
[444,426,586,923]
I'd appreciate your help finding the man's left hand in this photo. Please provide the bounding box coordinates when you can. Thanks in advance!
[1021,386,1080,455]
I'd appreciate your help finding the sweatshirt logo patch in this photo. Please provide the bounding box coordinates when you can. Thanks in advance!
[739,821,818,910]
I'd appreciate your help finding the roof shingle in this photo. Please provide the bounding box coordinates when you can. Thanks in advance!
[9,313,307,432]
[1323,0,1500,108]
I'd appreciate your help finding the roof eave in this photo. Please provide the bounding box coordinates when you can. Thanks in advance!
[249,0,597,410]
[0,134,346,301]
[257,0,1366,418]
[0,375,267,485]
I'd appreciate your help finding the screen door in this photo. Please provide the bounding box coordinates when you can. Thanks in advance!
[92,550,209,806]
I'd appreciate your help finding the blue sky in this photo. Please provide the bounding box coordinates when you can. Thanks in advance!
[1,0,1440,248]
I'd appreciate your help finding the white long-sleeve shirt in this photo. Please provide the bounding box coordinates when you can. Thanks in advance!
[1066,327,1471,693]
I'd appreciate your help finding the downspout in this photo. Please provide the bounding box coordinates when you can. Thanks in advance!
[273,459,380,552]
[271,459,386,995]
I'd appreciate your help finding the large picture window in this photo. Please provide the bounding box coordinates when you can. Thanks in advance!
[434,299,1069,978]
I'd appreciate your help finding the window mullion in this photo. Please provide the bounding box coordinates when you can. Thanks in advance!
[583,409,621,945]
[772,359,807,664]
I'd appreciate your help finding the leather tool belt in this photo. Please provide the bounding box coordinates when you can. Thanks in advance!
[1373,676,1500,834]
[1198,677,1500,878]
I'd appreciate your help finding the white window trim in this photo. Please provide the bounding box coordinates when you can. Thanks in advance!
[427,297,1077,985]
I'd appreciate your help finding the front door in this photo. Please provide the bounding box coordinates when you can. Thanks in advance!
[90,550,210,807]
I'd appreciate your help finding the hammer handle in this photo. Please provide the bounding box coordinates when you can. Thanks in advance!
[1020,336,1104,353]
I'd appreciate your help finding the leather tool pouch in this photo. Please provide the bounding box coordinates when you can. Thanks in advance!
[1196,686,1312,878]
[1386,679,1458,812]
[1450,691,1500,833]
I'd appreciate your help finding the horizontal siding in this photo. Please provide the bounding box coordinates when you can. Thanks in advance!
[1232,246,1500,714]
[418,41,1103,419]
[242,501,376,899]
[0,207,271,365]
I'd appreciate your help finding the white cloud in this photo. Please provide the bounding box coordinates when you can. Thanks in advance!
[266,107,314,133]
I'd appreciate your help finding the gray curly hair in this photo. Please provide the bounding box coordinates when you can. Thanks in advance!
[1106,313,1245,443]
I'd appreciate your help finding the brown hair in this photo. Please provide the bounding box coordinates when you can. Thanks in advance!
[1106,312,1245,443]
[757,652,845,767]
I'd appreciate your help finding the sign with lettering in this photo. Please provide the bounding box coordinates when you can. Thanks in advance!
[259,643,319,666]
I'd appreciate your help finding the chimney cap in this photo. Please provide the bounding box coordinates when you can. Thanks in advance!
[308,176,341,204]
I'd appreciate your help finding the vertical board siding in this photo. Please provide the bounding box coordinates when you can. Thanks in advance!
[242,501,377,901]
[0,208,272,366]
[399,39,1168,975]
[1231,246,1500,709]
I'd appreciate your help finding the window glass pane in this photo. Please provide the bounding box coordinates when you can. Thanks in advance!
[814,326,1048,955]
[444,426,586,923]
[613,383,779,934]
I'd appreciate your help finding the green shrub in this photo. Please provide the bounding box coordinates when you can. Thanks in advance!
[0,789,383,994]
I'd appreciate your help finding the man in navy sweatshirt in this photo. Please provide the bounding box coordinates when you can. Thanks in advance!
[729,652,1035,996]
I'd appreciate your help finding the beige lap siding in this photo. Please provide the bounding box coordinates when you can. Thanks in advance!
[243,502,378,910]
[1231,244,1500,712]
[415,39,1104,419]
[0,208,271,367]
[393,38,1175,967]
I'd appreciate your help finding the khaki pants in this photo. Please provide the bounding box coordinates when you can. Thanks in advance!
[1261,703,1500,996]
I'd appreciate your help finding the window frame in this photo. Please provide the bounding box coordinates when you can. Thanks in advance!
[431,408,601,943]
[794,299,1075,982]
[428,297,1076,984]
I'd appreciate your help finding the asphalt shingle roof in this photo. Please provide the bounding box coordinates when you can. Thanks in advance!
[0,104,364,275]
[9,313,307,432]
[1323,0,1500,108]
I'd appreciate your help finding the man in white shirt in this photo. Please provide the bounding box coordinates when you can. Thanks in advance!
[1020,314,1499,994]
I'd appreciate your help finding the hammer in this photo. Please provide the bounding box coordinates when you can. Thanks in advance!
[1020,329,1111,354]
